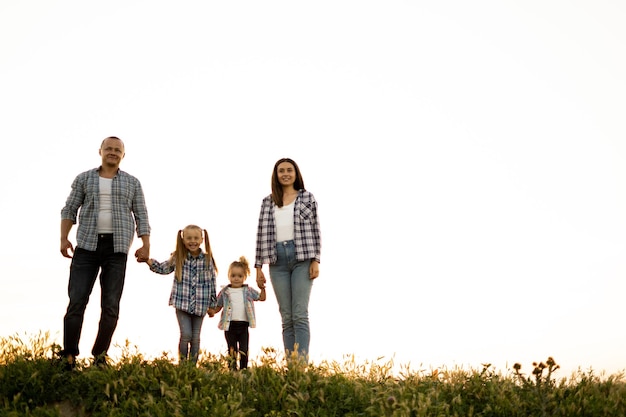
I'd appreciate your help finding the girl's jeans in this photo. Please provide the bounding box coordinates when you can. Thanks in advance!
[269,240,313,359]
[176,309,205,364]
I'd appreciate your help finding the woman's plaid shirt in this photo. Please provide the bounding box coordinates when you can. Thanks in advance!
[255,190,321,268]
[149,252,218,316]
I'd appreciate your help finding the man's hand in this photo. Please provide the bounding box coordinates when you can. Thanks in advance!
[135,245,150,262]
[60,238,74,258]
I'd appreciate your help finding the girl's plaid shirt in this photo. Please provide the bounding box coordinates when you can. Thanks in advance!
[215,285,261,330]
[149,252,218,316]
[255,190,321,268]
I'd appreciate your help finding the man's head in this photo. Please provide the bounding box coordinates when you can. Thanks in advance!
[99,136,125,168]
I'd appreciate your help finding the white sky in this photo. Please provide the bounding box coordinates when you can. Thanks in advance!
[1,1,625,377]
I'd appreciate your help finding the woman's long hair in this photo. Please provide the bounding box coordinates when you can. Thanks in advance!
[169,225,218,281]
[271,157,305,207]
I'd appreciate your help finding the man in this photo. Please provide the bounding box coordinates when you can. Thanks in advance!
[60,136,151,368]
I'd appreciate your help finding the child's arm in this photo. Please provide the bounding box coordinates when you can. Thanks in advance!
[208,289,224,317]
[145,258,175,275]
[137,257,152,266]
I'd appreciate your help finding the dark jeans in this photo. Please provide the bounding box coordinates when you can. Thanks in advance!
[225,321,250,369]
[62,234,128,358]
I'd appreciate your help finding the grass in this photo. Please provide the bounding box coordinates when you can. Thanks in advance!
[1,332,625,416]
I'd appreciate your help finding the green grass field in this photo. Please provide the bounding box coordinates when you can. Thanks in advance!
[1,332,625,416]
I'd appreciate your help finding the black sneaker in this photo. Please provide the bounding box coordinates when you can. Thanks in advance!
[92,354,109,368]
[62,354,76,371]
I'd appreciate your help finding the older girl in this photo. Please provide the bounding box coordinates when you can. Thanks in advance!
[143,225,218,364]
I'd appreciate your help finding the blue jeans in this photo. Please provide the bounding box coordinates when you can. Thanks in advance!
[176,309,205,364]
[269,240,313,358]
[63,234,128,357]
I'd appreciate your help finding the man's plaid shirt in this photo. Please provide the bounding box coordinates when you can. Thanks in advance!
[61,167,151,254]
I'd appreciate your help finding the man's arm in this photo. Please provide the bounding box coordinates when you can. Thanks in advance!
[60,219,75,258]
[135,234,150,262]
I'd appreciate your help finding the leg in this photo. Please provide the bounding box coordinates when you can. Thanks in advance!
[238,324,250,369]
[269,242,295,354]
[63,248,100,357]
[224,327,239,370]
[176,309,192,363]
[92,236,128,357]
[290,259,313,358]
[189,314,205,364]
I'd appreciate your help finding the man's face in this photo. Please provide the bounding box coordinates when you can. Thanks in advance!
[99,138,125,168]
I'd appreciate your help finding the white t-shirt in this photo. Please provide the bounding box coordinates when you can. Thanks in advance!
[275,200,295,242]
[98,177,113,233]
[227,287,247,321]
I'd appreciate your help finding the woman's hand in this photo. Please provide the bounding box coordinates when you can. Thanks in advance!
[256,267,266,289]
[309,260,319,279]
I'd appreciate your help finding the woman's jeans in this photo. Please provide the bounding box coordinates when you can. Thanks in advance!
[176,309,205,364]
[63,234,128,358]
[269,240,313,359]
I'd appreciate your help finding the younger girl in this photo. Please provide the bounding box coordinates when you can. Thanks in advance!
[210,256,266,370]
[142,225,218,364]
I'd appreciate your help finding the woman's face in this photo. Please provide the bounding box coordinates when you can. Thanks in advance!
[276,161,296,188]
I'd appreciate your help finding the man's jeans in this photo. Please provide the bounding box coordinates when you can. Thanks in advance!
[269,240,313,358]
[63,234,128,357]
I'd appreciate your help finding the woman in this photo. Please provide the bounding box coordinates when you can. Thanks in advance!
[255,158,321,360]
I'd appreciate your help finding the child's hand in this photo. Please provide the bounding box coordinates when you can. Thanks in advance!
[207,308,216,317]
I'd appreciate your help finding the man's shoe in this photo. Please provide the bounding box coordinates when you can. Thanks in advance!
[62,354,76,371]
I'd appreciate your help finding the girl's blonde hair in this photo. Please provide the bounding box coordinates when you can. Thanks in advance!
[228,256,250,278]
[169,224,218,282]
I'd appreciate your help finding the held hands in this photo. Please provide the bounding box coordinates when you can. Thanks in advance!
[135,245,150,263]
[256,267,266,289]
[207,307,221,317]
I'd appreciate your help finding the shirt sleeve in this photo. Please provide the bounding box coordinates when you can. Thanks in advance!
[60,173,86,222]
[248,287,261,301]
[149,259,175,275]
[132,178,151,237]
[216,290,224,307]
